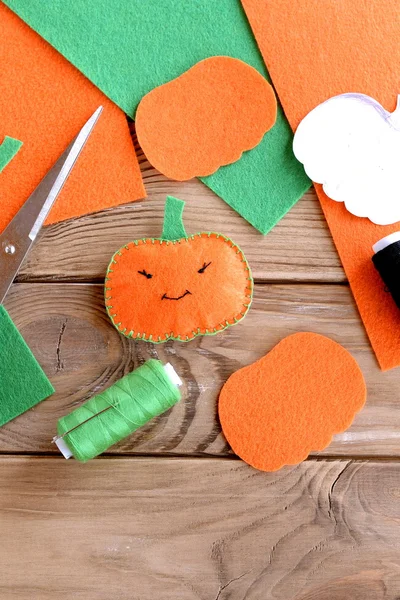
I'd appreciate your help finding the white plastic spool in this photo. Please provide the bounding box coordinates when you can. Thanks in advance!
[372,231,400,254]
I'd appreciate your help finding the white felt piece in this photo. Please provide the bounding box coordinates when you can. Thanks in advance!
[293,93,400,225]
[164,363,182,388]
[373,231,400,253]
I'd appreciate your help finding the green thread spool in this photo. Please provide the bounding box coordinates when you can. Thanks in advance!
[54,359,182,462]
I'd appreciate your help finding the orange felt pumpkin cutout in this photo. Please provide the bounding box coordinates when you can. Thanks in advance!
[105,196,253,342]
[135,56,277,181]
[219,333,366,471]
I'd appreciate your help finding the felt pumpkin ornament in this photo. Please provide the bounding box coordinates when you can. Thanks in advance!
[105,196,253,342]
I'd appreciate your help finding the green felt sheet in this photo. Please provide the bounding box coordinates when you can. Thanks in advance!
[0,136,22,173]
[0,306,54,427]
[3,0,310,234]
[161,196,187,240]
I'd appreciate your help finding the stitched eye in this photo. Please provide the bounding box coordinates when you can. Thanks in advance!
[138,269,153,279]
[198,261,211,274]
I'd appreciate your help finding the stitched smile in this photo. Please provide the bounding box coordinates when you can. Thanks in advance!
[161,290,192,301]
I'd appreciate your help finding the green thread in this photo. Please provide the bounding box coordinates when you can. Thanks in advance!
[57,360,181,463]
[161,196,187,240]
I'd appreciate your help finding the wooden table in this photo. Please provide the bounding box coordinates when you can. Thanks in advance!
[1,139,399,599]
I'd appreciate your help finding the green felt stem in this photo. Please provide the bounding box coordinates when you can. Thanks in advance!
[161,196,187,240]
[0,136,22,173]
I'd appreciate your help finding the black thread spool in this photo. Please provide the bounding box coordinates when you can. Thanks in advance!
[372,233,400,309]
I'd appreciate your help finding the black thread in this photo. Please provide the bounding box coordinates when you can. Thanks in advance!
[372,240,400,309]
[162,290,192,301]
[138,269,152,279]
[198,261,212,273]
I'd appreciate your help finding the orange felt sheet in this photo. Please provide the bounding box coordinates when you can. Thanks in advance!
[0,4,144,231]
[219,333,366,472]
[136,56,277,181]
[241,0,400,371]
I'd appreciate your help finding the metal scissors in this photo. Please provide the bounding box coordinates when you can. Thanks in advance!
[0,106,103,304]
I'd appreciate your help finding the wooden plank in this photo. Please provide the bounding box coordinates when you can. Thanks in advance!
[3,282,400,457]
[0,456,399,599]
[17,150,344,283]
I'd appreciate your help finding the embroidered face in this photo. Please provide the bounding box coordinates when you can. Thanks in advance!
[105,197,253,342]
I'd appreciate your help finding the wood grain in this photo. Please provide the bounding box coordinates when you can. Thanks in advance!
[3,282,400,457]
[17,155,343,284]
[3,130,398,600]
[0,456,399,600]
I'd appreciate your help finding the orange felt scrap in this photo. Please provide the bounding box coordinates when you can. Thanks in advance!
[219,333,366,472]
[135,56,277,181]
[0,4,144,231]
[241,0,400,371]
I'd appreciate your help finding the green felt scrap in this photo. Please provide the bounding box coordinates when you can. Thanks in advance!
[0,306,54,427]
[3,0,310,234]
[161,196,187,240]
[0,136,22,173]
[202,112,307,233]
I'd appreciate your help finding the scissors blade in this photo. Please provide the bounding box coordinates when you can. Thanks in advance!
[0,106,103,305]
